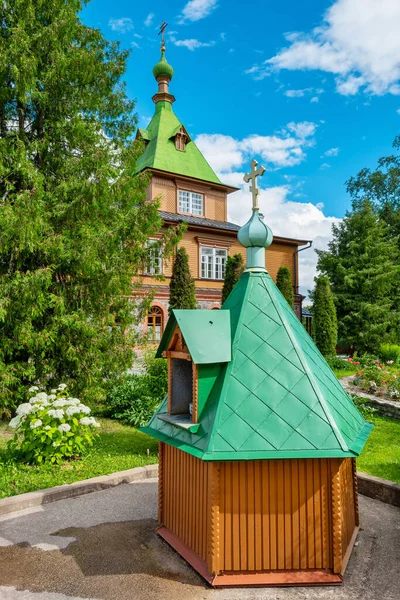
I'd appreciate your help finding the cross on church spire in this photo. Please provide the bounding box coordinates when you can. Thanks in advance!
[243,159,266,211]
[158,21,168,51]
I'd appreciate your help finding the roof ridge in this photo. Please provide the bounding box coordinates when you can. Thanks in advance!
[262,276,349,452]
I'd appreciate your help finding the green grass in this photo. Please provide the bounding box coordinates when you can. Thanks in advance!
[0,418,158,499]
[332,368,358,379]
[356,413,400,483]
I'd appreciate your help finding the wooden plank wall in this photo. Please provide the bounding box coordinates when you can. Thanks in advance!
[339,458,357,561]
[161,443,210,563]
[218,459,333,573]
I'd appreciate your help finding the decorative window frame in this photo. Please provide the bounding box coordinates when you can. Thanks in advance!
[177,189,204,216]
[196,237,233,281]
[144,238,163,276]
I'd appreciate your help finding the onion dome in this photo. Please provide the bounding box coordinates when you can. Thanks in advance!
[153,50,174,80]
[238,210,273,249]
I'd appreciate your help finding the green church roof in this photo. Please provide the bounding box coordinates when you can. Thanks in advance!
[136,101,222,185]
[141,270,372,461]
[156,309,231,364]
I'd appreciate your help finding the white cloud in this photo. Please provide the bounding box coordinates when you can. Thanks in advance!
[134,33,143,39]
[108,18,134,33]
[323,147,340,157]
[131,41,140,49]
[195,126,339,297]
[396,108,400,115]
[144,13,154,27]
[248,0,400,96]
[172,38,216,51]
[320,163,331,169]
[310,96,319,103]
[179,0,218,23]
[284,88,312,98]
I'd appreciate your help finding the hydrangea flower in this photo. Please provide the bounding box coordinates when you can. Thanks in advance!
[36,392,48,401]
[47,409,64,419]
[28,386,39,393]
[53,399,68,407]
[80,416,99,427]
[78,404,91,415]
[16,403,34,416]
[58,383,68,391]
[9,416,22,429]
[50,389,57,394]
[58,423,71,433]
[65,406,82,417]
[30,419,42,429]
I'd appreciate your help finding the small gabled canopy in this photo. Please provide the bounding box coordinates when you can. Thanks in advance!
[136,128,151,142]
[169,124,191,143]
[156,309,231,364]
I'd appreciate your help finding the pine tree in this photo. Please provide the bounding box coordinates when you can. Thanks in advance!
[316,200,400,353]
[312,277,338,356]
[169,247,197,312]
[222,254,244,304]
[276,266,295,309]
[0,0,179,414]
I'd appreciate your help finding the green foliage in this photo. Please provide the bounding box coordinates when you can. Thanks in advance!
[326,355,351,371]
[169,247,197,311]
[7,384,99,464]
[316,200,400,353]
[347,135,400,238]
[379,343,400,365]
[312,276,338,357]
[222,254,244,304]
[106,354,167,427]
[0,0,180,416]
[276,266,294,309]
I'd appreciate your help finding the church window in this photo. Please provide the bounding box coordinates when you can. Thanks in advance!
[200,247,227,280]
[178,190,203,216]
[146,306,163,342]
[144,240,163,275]
[175,132,186,151]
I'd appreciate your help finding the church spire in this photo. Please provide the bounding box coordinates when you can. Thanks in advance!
[152,22,175,105]
[238,159,273,270]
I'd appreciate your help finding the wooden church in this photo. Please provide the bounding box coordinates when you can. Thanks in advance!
[141,97,373,589]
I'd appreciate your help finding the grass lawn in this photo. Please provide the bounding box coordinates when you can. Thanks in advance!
[0,418,158,499]
[333,368,358,379]
[356,413,400,483]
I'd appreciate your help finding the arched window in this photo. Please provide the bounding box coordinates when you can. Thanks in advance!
[147,306,163,342]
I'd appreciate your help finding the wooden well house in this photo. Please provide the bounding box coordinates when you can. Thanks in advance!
[141,161,373,587]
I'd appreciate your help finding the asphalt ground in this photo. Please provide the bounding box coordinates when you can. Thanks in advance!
[0,478,399,600]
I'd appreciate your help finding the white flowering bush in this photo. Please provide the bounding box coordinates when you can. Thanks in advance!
[8,384,100,464]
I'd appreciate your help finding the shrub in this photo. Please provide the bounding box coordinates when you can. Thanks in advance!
[7,384,99,464]
[313,276,338,357]
[106,354,167,427]
[276,266,294,309]
[379,343,400,365]
[222,254,244,304]
[326,356,351,371]
[169,247,197,311]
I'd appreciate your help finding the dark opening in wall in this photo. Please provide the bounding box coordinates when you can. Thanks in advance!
[170,358,192,415]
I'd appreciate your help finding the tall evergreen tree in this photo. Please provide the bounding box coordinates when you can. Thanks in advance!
[312,277,338,357]
[0,0,179,414]
[316,200,400,353]
[276,266,294,308]
[169,247,197,312]
[222,254,244,304]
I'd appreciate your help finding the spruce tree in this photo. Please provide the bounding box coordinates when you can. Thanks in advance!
[312,277,338,357]
[0,0,179,414]
[316,200,400,353]
[222,254,244,304]
[276,266,295,309]
[169,247,197,312]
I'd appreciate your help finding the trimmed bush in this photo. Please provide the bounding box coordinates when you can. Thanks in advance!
[276,266,294,309]
[379,343,400,365]
[222,254,244,304]
[169,247,197,311]
[313,276,338,357]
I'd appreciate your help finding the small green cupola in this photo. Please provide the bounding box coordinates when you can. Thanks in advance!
[153,50,174,80]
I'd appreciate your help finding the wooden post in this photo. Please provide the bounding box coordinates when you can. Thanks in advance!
[207,463,220,576]
[331,459,343,574]
[158,442,164,524]
[352,458,360,527]
[192,363,198,423]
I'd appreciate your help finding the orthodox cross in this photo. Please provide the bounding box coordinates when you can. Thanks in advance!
[243,159,266,211]
[159,21,168,51]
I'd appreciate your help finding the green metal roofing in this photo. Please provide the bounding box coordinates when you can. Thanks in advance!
[135,101,223,185]
[156,309,231,364]
[142,270,372,461]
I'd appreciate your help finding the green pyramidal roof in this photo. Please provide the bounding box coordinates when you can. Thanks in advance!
[142,270,372,461]
[135,101,222,185]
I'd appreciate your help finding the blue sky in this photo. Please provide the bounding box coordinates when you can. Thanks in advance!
[82,0,400,294]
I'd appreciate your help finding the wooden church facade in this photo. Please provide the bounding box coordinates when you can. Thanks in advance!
[134,44,311,341]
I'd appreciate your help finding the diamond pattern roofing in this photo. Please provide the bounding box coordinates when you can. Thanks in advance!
[141,270,372,460]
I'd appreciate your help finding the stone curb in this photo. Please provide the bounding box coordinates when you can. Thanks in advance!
[357,471,400,507]
[340,376,400,420]
[1,464,398,516]
[0,463,158,517]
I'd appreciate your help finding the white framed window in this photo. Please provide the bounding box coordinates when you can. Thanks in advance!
[200,247,227,280]
[144,240,162,275]
[178,190,203,216]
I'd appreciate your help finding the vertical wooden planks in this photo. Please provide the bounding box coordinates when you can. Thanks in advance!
[331,458,343,574]
[158,442,164,525]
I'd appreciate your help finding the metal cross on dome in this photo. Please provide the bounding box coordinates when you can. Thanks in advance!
[243,159,266,211]
[158,21,168,51]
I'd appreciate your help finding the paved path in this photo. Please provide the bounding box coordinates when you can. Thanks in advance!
[0,479,399,600]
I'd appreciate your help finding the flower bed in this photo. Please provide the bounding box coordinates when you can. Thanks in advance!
[347,357,400,401]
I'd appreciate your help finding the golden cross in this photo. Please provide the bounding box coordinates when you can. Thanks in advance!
[158,21,168,51]
[243,159,266,211]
